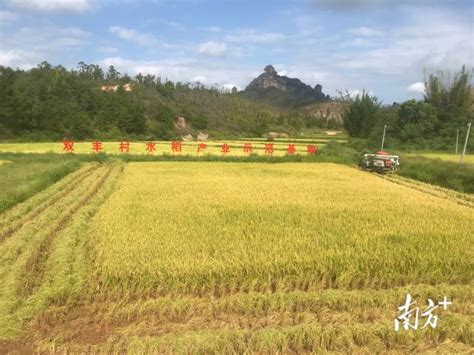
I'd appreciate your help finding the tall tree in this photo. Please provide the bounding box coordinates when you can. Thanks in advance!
[425,66,472,134]
[396,100,438,143]
[106,65,120,81]
[342,91,381,138]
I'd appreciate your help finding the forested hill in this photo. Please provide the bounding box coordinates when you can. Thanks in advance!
[0,62,337,141]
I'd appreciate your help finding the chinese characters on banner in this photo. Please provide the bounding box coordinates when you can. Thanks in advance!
[287,144,296,154]
[92,141,102,153]
[119,141,130,153]
[171,141,182,153]
[197,143,207,154]
[62,141,318,156]
[243,143,252,154]
[394,293,452,331]
[221,143,230,154]
[307,145,317,155]
[145,142,156,154]
[265,143,274,155]
[63,140,74,152]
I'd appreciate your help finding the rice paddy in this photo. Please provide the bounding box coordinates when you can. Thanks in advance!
[0,160,472,353]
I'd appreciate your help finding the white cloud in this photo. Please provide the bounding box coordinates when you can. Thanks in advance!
[198,41,228,57]
[278,7,472,101]
[1,1,471,104]
[349,26,384,36]
[350,38,372,46]
[8,0,91,13]
[109,26,155,45]
[192,75,208,83]
[98,46,119,54]
[203,26,223,33]
[291,14,322,37]
[339,38,374,48]
[311,71,330,81]
[0,25,90,68]
[5,26,89,50]
[0,10,18,24]
[407,82,425,94]
[0,49,36,68]
[336,8,473,76]
[225,29,286,44]
[161,20,185,31]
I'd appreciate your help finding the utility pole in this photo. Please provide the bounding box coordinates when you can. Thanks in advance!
[460,122,471,165]
[455,129,459,154]
[381,124,387,151]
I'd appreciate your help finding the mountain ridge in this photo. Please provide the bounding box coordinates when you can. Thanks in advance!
[241,65,330,107]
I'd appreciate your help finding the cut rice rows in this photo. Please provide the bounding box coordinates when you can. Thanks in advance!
[0,162,472,353]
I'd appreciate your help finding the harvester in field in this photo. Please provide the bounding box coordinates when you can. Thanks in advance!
[359,151,400,173]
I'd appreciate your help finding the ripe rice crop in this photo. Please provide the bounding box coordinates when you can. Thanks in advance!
[90,163,473,294]
[1,162,472,352]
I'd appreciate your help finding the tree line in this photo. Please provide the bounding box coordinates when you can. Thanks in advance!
[342,66,473,150]
[0,62,338,141]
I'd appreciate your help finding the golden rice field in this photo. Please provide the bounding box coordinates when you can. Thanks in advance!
[0,140,327,157]
[0,161,473,353]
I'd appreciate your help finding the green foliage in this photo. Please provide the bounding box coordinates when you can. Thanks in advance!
[191,114,209,130]
[240,86,320,108]
[425,66,471,124]
[159,85,282,136]
[424,66,473,146]
[343,67,472,151]
[0,62,345,141]
[0,63,147,140]
[396,100,438,143]
[149,104,177,140]
[318,141,359,164]
[0,154,81,212]
[342,91,381,138]
[398,155,474,193]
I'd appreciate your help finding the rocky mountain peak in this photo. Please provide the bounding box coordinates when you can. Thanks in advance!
[264,65,277,75]
[242,65,329,107]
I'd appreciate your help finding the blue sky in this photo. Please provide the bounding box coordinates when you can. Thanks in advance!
[0,0,472,102]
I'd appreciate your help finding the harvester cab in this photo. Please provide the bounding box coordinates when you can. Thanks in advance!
[359,151,399,173]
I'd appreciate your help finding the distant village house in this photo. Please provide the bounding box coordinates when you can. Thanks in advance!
[100,83,133,92]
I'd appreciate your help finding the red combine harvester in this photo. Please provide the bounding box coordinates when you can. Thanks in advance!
[359,150,400,173]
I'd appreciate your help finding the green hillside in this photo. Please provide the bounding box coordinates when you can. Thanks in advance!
[0,63,337,142]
